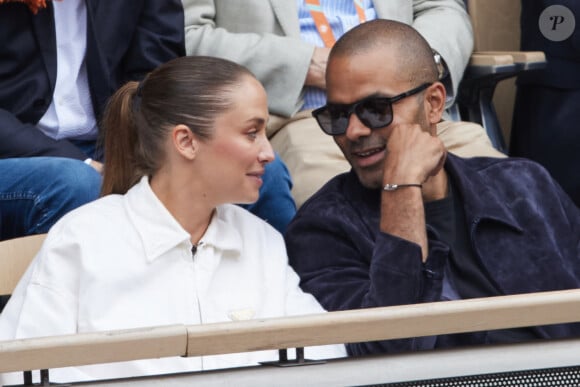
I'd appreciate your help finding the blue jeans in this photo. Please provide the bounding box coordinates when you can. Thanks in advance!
[239,154,296,234]
[0,157,102,241]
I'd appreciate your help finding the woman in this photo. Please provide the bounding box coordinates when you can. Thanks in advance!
[0,56,345,383]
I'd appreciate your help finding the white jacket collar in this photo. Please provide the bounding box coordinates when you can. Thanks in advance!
[124,177,243,262]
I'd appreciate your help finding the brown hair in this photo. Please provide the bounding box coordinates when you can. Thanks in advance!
[100,56,254,196]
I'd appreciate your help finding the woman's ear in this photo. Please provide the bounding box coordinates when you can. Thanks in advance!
[424,82,446,124]
[172,124,197,160]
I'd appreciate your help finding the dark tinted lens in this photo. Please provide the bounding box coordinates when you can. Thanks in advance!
[313,107,341,135]
[327,105,350,135]
[312,104,350,135]
[356,98,392,129]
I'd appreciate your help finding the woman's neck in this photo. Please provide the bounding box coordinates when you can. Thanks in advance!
[149,172,215,245]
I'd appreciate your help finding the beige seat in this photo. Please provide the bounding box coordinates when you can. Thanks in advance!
[0,233,46,297]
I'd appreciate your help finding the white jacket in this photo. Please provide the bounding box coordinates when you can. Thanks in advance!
[0,177,345,384]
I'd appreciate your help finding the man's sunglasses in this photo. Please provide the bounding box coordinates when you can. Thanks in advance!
[312,83,432,136]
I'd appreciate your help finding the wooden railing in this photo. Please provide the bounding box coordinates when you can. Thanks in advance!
[2,288,580,376]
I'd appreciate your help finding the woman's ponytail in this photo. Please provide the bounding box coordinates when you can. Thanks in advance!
[100,81,141,196]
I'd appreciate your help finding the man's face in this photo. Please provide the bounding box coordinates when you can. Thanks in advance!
[326,50,429,189]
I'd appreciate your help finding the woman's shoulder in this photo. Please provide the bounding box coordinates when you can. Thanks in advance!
[50,194,127,232]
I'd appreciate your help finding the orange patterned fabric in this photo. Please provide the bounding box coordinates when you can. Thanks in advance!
[0,0,61,14]
[303,0,366,47]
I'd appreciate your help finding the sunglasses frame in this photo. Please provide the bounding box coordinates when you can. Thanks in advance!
[313,82,433,136]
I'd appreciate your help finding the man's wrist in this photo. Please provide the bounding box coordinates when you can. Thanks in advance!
[383,183,423,191]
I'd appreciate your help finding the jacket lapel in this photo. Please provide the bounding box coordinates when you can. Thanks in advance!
[84,0,111,118]
[31,5,57,90]
[270,0,301,38]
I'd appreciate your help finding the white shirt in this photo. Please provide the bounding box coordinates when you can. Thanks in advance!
[37,0,98,140]
[0,177,345,384]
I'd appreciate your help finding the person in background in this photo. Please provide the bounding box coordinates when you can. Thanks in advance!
[0,56,345,385]
[286,19,580,356]
[510,0,580,207]
[183,0,504,209]
[0,0,185,240]
[0,158,101,241]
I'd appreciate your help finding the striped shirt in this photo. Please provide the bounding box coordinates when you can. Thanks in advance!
[297,0,377,110]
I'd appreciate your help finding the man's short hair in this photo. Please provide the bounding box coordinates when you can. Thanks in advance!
[330,19,438,86]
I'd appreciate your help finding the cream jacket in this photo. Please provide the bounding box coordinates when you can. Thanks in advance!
[0,177,345,384]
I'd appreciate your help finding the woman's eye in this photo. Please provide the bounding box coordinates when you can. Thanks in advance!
[247,131,258,139]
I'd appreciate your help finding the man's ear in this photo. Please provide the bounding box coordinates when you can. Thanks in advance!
[424,82,446,124]
[172,124,197,160]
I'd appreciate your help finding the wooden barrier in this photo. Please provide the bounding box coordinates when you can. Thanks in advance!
[0,325,187,374]
[2,288,580,375]
[184,287,580,356]
[76,338,580,387]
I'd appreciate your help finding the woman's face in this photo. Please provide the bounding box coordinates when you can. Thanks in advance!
[198,76,274,205]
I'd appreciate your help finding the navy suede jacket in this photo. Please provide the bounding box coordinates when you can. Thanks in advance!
[286,154,580,356]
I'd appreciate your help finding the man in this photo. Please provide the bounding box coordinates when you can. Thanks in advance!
[183,0,503,208]
[0,0,185,240]
[286,19,580,356]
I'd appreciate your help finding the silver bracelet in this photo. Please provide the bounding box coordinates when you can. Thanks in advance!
[383,183,422,191]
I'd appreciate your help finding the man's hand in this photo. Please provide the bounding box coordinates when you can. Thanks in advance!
[382,123,446,188]
[305,47,331,89]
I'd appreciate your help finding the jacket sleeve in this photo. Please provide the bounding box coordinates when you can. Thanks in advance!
[0,109,88,159]
[119,0,185,82]
[412,0,474,103]
[286,200,449,356]
[0,224,86,384]
[182,0,314,117]
[0,230,79,342]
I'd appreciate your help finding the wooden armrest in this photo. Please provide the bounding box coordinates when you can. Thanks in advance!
[459,50,547,152]
[0,325,187,373]
[475,50,546,64]
[469,53,515,67]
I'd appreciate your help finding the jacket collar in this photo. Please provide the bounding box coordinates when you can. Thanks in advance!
[124,177,243,262]
[444,154,523,233]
